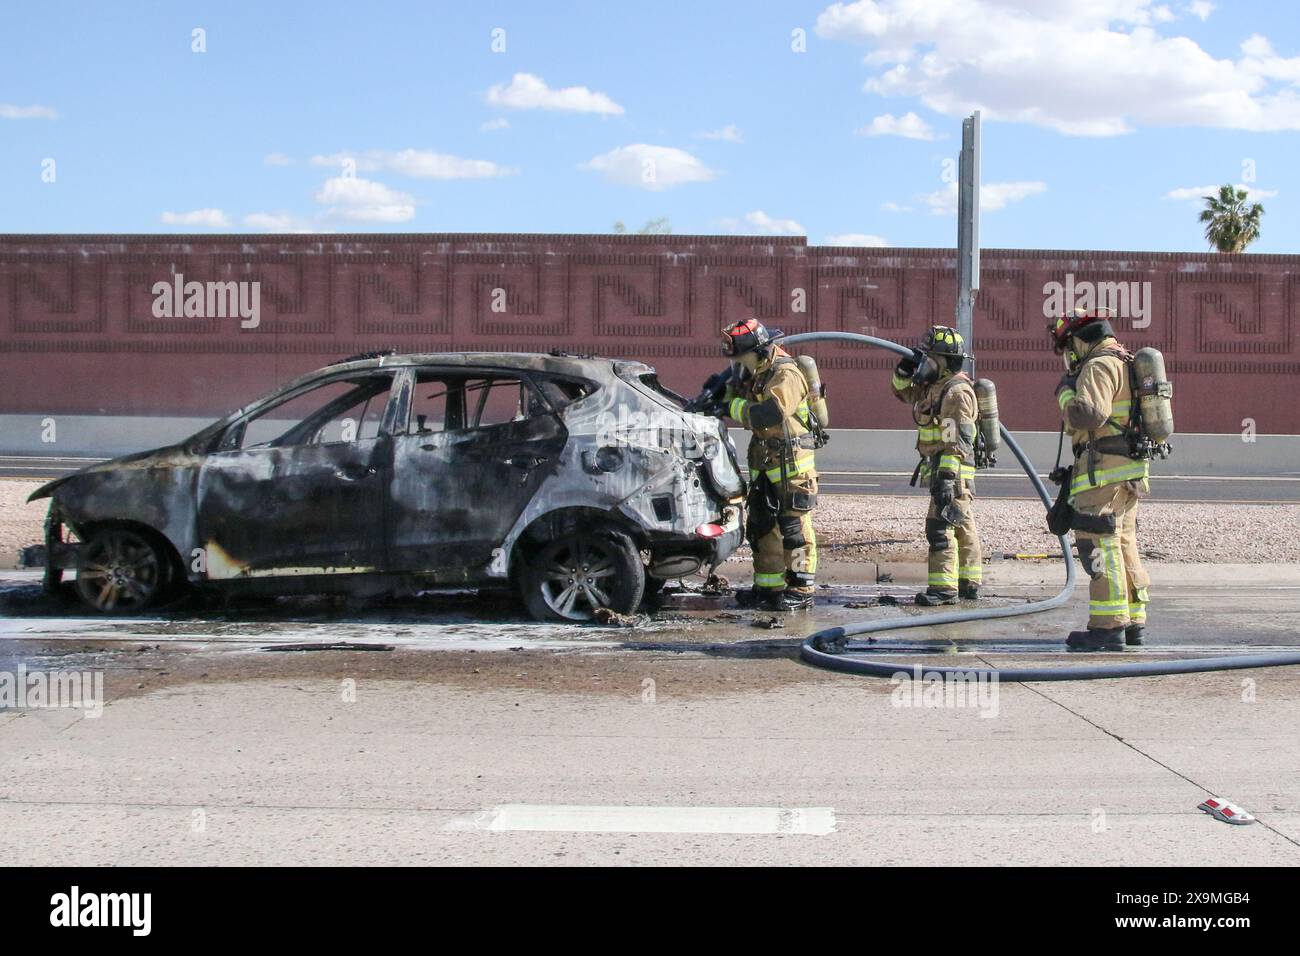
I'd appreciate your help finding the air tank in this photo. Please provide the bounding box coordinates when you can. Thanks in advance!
[796,354,830,428]
[1133,347,1174,444]
[973,378,1001,458]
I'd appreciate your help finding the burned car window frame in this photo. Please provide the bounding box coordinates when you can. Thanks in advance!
[632,372,688,410]
[391,366,561,437]
[215,370,401,453]
[531,373,600,411]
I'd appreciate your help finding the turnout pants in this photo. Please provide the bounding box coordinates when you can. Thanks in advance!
[747,473,818,595]
[1072,481,1150,629]
[924,482,983,596]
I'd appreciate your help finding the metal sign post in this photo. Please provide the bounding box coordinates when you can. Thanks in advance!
[956,110,981,374]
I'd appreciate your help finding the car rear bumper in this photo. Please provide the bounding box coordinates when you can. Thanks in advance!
[644,504,742,578]
[709,521,742,565]
[707,505,743,564]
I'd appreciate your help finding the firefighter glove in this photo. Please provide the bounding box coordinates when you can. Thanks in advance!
[894,348,924,379]
[932,476,957,509]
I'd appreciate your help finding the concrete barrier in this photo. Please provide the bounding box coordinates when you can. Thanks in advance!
[1,414,1297,478]
[730,428,1300,478]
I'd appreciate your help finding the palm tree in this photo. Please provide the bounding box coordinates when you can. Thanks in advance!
[1199,184,1264,253]
[612,217,672,235]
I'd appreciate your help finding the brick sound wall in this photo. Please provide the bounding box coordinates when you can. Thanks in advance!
[2,234,1297,434]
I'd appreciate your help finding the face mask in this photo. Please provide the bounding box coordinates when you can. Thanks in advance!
[913,356,941,386]
[733,353,760,379]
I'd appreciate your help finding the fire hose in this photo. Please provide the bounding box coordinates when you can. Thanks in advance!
[779,331,1300,680]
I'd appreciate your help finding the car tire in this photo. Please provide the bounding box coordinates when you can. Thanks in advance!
[521,527,644,623]
[74,527,170,615]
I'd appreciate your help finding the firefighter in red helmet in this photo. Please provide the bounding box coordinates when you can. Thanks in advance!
[717,318,819,611]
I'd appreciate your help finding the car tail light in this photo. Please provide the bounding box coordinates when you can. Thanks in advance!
[695,522,725,538]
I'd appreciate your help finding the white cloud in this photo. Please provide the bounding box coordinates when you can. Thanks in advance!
[816,0,1300,135]
[159,208,231,228]
[724,210,806,235]
[386,148,514,179]
[487,72,624,115]
[697,124,744,143]
[1166,182,1277,201]
[311,149,514,180]
[857,111,936,140]
[919,180,1047,215]
[1187,1,1214,21]
[825,233,889,246]
[263,152,293,166]
[313,176,415,223]
[882,200,912,212]
[0,103,57,120]
[1239,34,1300,84]
[243,212,317,232]
[580,144,716,191]
[480,117,510,132]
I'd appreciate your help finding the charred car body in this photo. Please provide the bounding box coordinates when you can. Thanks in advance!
[24,352,745,621]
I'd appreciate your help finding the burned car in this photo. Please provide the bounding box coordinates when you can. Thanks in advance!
[24,351,745,621]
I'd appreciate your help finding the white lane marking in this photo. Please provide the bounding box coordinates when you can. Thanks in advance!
[444,804,836,835]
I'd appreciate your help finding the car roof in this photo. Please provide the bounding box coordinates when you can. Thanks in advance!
[324,351,650,379]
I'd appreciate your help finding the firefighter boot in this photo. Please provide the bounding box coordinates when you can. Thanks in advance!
[779,590,815,611]
[781,569,815,611]
[915,590,959,606]
[1125,624,1145,646]
[1066,627,1125,651]
[959,582,980,601]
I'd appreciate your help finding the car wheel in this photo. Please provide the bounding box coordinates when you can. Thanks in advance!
[521,527,644,622]
[75,528,169,615]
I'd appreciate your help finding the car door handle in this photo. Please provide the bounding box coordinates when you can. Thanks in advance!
[504,455,546,471]
[334,465,376,481]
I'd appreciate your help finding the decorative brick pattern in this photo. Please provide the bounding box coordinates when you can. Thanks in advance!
[2,236,1298,432]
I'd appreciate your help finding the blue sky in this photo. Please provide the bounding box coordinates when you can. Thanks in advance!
[3,0,1299,252]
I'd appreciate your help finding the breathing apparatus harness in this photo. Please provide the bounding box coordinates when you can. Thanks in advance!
[1049,341,1175,515]
[717,319,829,516]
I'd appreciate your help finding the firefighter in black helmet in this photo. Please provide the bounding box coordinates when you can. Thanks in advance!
[717,318,819,612]
[892,325,985,605]
[1050,306,1152,650]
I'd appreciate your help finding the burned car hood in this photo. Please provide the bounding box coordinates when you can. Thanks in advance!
[27,445,189,502]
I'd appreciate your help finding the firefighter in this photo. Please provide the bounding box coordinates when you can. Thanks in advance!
[1050,307,1150,650]
[892,325,983,605]
[718,318,818,611]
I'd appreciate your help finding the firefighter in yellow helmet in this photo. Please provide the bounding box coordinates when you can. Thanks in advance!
[1050,307,1151,650]
[718,318,818,612]
[891,326,984,605]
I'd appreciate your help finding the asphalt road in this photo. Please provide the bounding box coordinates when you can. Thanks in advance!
[2,565,1299,865]
[5,455,1300,503]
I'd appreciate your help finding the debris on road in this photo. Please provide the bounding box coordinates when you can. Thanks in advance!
[701,573,732,595]
[1198,796,1256,825]
[593,608,644,628]
[260,642,394,653]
